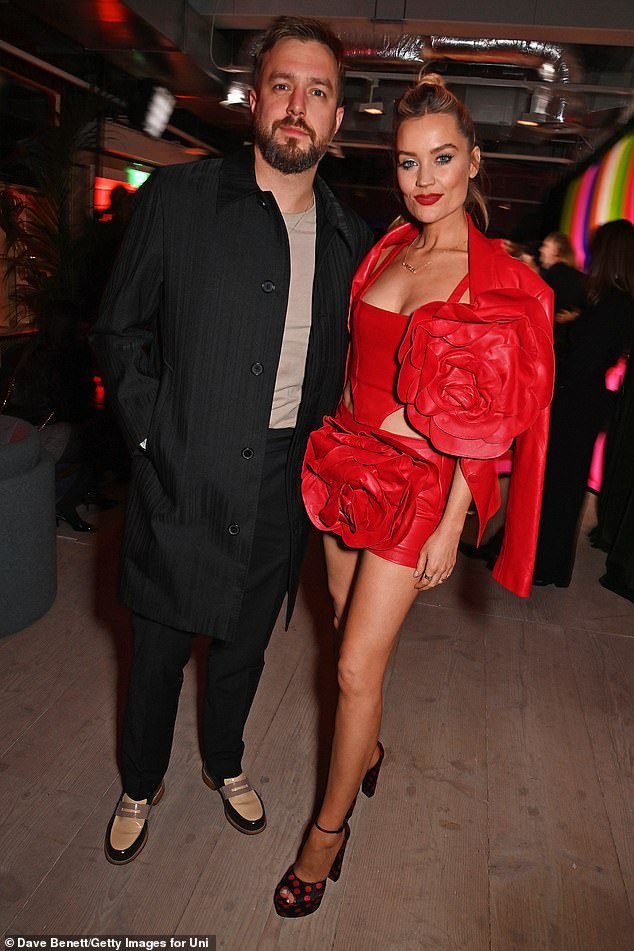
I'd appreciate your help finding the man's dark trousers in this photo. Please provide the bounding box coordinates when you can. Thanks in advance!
[120,427,293,800]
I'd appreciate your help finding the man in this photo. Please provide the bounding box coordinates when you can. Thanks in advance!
[91,16,372,865]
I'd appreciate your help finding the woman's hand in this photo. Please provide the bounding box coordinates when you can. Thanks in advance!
[414,521,461,590]
[413,460,472,590]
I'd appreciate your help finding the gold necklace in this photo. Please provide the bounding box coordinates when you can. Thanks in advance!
[401,238,458,274]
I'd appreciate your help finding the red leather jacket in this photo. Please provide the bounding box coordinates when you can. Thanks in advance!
[348,216,555,598]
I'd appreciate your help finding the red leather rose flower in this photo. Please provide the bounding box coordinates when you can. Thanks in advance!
[302,418,439,549]
[397,288,554,459]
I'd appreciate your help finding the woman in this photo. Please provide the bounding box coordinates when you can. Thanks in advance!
[273,75,554,918]
[598,340,634,603]
[534,219,634,587]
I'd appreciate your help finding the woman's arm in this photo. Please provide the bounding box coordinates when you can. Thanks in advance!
[414,462,472,590]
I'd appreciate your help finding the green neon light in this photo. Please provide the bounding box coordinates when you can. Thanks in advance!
[127,167,150,189]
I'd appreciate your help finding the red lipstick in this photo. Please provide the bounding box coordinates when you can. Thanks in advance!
[415,194,442,205]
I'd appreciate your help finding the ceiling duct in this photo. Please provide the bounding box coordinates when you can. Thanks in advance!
[425,37,583,85]
[338,33,585,128]
[211,31,583,83]
[339,32,426,67]
[211,27,585,127]
[428,39,583,128]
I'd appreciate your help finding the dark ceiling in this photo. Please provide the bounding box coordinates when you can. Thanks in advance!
[1,0,633,238]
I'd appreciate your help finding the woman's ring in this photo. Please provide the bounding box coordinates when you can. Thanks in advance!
[423,573,433,581]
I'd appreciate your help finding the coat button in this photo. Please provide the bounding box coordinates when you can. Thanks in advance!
[251,362,263,375]
[261,280,275,293]
[257,198,267,208]
[228,523,240,536]
[241,447,254,460]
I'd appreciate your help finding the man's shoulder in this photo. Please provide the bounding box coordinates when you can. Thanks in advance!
[315,177,373,253]
[152,156,223,190]
[158,156,223,180]
[338,200,370,233]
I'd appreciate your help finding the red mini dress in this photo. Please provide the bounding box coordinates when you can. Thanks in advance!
[302,246,471,567]
[302,220,555,587]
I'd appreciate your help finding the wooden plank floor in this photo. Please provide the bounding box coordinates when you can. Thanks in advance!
[1,493,633,950]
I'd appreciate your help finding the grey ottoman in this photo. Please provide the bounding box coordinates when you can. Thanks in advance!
[0,415,57,637]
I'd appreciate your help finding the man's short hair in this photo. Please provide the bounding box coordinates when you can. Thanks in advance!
[252,16,345,105]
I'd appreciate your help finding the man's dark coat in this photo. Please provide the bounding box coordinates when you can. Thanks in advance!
[91,147,372,639]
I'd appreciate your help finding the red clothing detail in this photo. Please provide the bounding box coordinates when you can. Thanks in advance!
[349,244,469,430]
[397,288,554,458]
[304,216,554,596]
[304,403,456,567]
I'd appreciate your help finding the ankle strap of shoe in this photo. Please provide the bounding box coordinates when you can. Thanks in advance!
[314,819,345,835]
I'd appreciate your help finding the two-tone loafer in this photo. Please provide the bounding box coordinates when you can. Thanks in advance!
[104,781,165,865]
[202,766,266,835]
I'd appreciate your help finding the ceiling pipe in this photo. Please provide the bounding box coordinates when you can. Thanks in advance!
[212,29,583,86]
[213,28,586,125]
[210,23,596,128]
[425,37,583,84]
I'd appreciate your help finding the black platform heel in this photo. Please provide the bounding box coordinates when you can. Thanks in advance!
[345,742,386,823]
[361,741,385,798]
[56,504,95,532]
[325,820,351,883]
[273,820,350,918]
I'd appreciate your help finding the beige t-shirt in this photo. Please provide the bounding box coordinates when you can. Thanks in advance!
[270,202,317,428]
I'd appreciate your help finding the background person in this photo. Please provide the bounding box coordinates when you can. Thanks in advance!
[534,219,634,587]
[598,344,634,603]
[539,230,585,359]
[4,300,102,531]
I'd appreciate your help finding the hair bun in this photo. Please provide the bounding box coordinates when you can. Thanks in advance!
[416,71,445,89]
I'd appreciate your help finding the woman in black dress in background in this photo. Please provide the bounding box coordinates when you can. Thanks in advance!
[534,219,634,587]
[589,222,634,601]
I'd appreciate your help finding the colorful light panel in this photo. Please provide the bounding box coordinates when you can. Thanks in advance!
[560,130,634,268]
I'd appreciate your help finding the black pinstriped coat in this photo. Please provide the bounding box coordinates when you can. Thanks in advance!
[91,147,373,639]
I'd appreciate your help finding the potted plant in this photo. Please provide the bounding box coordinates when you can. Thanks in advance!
[0,89,102,330]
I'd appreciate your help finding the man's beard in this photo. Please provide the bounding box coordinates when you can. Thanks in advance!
[253,116,335,174]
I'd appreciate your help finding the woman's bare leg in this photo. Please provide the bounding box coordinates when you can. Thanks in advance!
[323,533,360,629]
[279,551,420,901]
[323,537,382,762]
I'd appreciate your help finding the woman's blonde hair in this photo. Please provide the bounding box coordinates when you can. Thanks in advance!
[394,72,489,230]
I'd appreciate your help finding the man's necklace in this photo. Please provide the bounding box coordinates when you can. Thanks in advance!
[401,237,463,274]
[284,199,315,235]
